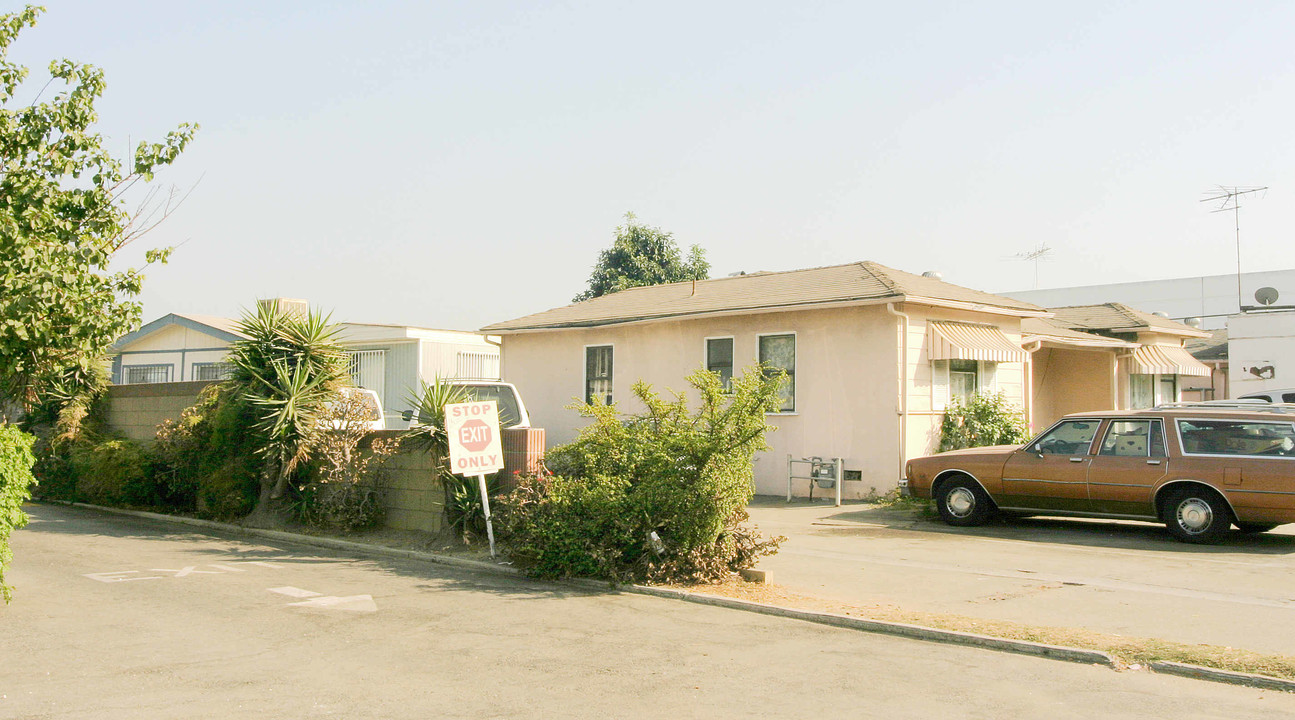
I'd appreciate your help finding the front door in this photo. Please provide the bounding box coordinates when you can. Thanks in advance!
[1000,419,1102,511]
[1086,419,1168,516]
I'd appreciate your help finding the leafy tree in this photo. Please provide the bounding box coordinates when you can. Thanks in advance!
[0,424,35,603]
[227,303,348,509]
[0,5,198,417]
[573,212,710,302]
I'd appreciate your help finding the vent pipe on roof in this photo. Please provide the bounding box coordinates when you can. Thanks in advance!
[921,271,943,281]
[1185,317,1203,328]
[1151,311,1169,318]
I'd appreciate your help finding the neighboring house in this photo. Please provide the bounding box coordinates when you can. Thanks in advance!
[1005,268,1295,330]
[481,261,1050,499]
[1024,303,1213,429]
[108,301,501,428]
[1183,328,1229,401]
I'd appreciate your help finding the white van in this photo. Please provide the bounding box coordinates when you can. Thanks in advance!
[1238,388,1295,404]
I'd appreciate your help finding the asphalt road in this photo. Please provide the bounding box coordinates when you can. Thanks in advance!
[5,504,1295,718]
[747,499,1295,655]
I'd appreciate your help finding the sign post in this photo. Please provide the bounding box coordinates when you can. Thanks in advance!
[444,400,504,558]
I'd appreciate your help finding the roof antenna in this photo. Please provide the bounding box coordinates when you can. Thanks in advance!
[1009,244,1053,289]
[1202,185,1268,313]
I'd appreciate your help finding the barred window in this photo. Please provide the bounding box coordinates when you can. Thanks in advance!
[124,365,172,384]
[192,363,232,381]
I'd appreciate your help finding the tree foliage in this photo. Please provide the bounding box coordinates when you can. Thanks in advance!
[0,424,35,603]
[938,392,1030,452]
[227,303,348,503]
[0,6,197,415]
[500,367,785,583]
[573,212,710,302]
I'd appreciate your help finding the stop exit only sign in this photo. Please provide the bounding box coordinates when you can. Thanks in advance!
[445,400,504,476]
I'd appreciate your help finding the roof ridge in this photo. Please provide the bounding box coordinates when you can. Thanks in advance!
[858,261,900,295]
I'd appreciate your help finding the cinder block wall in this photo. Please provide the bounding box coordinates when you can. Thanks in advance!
[101,385,448,534]
[103,381,212,442]
[368,430,444,533]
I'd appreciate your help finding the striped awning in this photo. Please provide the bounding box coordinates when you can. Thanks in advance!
[1131,344,1212,378]
[928,321,1029,363]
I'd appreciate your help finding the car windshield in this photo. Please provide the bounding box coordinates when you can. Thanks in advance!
[455,385,523,428]
[1028,420,1099,455]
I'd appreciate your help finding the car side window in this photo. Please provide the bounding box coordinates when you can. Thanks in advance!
[1029,420,1099,456]
[1099,420,1165,457]
[1178,419,1295,457]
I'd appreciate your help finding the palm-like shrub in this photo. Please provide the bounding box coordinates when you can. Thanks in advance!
[227,303,348,502]
[402,378,483,540]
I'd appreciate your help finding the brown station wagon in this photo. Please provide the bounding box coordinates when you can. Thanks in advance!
[902,404,1295,543]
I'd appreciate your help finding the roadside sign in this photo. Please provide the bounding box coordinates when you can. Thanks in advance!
[443,400,502,557]
[446,401,504,475]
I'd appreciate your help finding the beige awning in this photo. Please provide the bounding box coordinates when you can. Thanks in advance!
[928,321,1029,363]
[1131,344,1212,377]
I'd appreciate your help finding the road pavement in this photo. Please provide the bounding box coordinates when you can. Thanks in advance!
[747,498,1295,655]
[3,503,1294,719]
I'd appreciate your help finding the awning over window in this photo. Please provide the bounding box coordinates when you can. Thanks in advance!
[1130,344,1212,377]
[928,321,1029,363]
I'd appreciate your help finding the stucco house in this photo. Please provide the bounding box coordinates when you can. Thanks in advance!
[109,301,501,428]
[482,261,1052,499]
[1025,303,1213,429]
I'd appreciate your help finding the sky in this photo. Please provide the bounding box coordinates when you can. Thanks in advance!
[13,1,1295,330]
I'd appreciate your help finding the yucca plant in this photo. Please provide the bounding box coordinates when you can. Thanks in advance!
[227,302,348,503]
[403,377,490,541]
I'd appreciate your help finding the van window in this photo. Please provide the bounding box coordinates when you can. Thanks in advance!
[456,385,523,428]
[1178,419,1295,457]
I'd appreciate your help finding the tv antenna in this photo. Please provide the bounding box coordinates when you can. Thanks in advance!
[1202,185,1267,311]
[1011,244,1053,289]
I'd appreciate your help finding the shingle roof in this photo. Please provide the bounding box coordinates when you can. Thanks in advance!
[1046,303,1211,338]
[1185,328,1228,361]
[1021,317,1137,348]
[482,261,1048,332]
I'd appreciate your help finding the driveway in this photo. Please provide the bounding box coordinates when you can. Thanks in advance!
[747,498,1295,655]
[5,503,1293,719]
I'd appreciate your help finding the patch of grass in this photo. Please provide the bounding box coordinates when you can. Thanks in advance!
[866,487,936,518]
[672,576,1295,682]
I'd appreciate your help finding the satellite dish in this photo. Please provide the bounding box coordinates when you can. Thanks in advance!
[1256,287,1280,306]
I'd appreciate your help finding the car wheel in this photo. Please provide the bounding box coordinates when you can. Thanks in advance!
[1163,486,1232,544]
[935,477,995,527]
[1235,522,1280,534]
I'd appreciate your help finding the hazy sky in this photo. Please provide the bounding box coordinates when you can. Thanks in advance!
[16,1,1295,330]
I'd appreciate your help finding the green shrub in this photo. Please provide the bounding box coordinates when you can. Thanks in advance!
[70,439,151,506]
[499,367,785,583]
[154,384,261,519]
[294,481,382,533]
[1,424,37,603]
[938,392,1030,452]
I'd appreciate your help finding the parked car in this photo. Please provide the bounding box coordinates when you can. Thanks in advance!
[1238,388,1295,403]
[404,381,532,430]
[902,405,1295,543]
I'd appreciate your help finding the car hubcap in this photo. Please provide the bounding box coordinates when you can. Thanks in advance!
[947,487,976,518]
[1177,499,1213,534]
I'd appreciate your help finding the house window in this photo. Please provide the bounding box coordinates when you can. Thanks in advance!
[456,351,500,380]
[585,345,613,405]
[124,365,172,384]
[346,350,386,399]
[1130,374,1177,409]
[192,362,232,381]
[705,337,734,390]
[758,333,795,412]
[933,360,998,410]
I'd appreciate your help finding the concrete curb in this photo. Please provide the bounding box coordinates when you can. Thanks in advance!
[1151,662,1295,693]
[48,501,1295,691]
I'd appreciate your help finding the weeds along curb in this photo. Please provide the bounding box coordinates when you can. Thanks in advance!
[47,501,1295,692]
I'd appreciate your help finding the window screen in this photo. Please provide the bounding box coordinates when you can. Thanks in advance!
[759,334,795,412]
[585,346,613,405]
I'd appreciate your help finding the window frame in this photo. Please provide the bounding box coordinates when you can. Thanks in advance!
[1024,418,1102,456]
[757,331,797,414]
[191,362,232,382]
[123,364,174,384]
[704,335,735,391]
[1175,417,1295,460]
[583,343,614,406]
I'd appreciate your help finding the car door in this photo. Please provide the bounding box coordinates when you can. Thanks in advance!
[999,419,1102,511]
[1086,418,1168,517]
